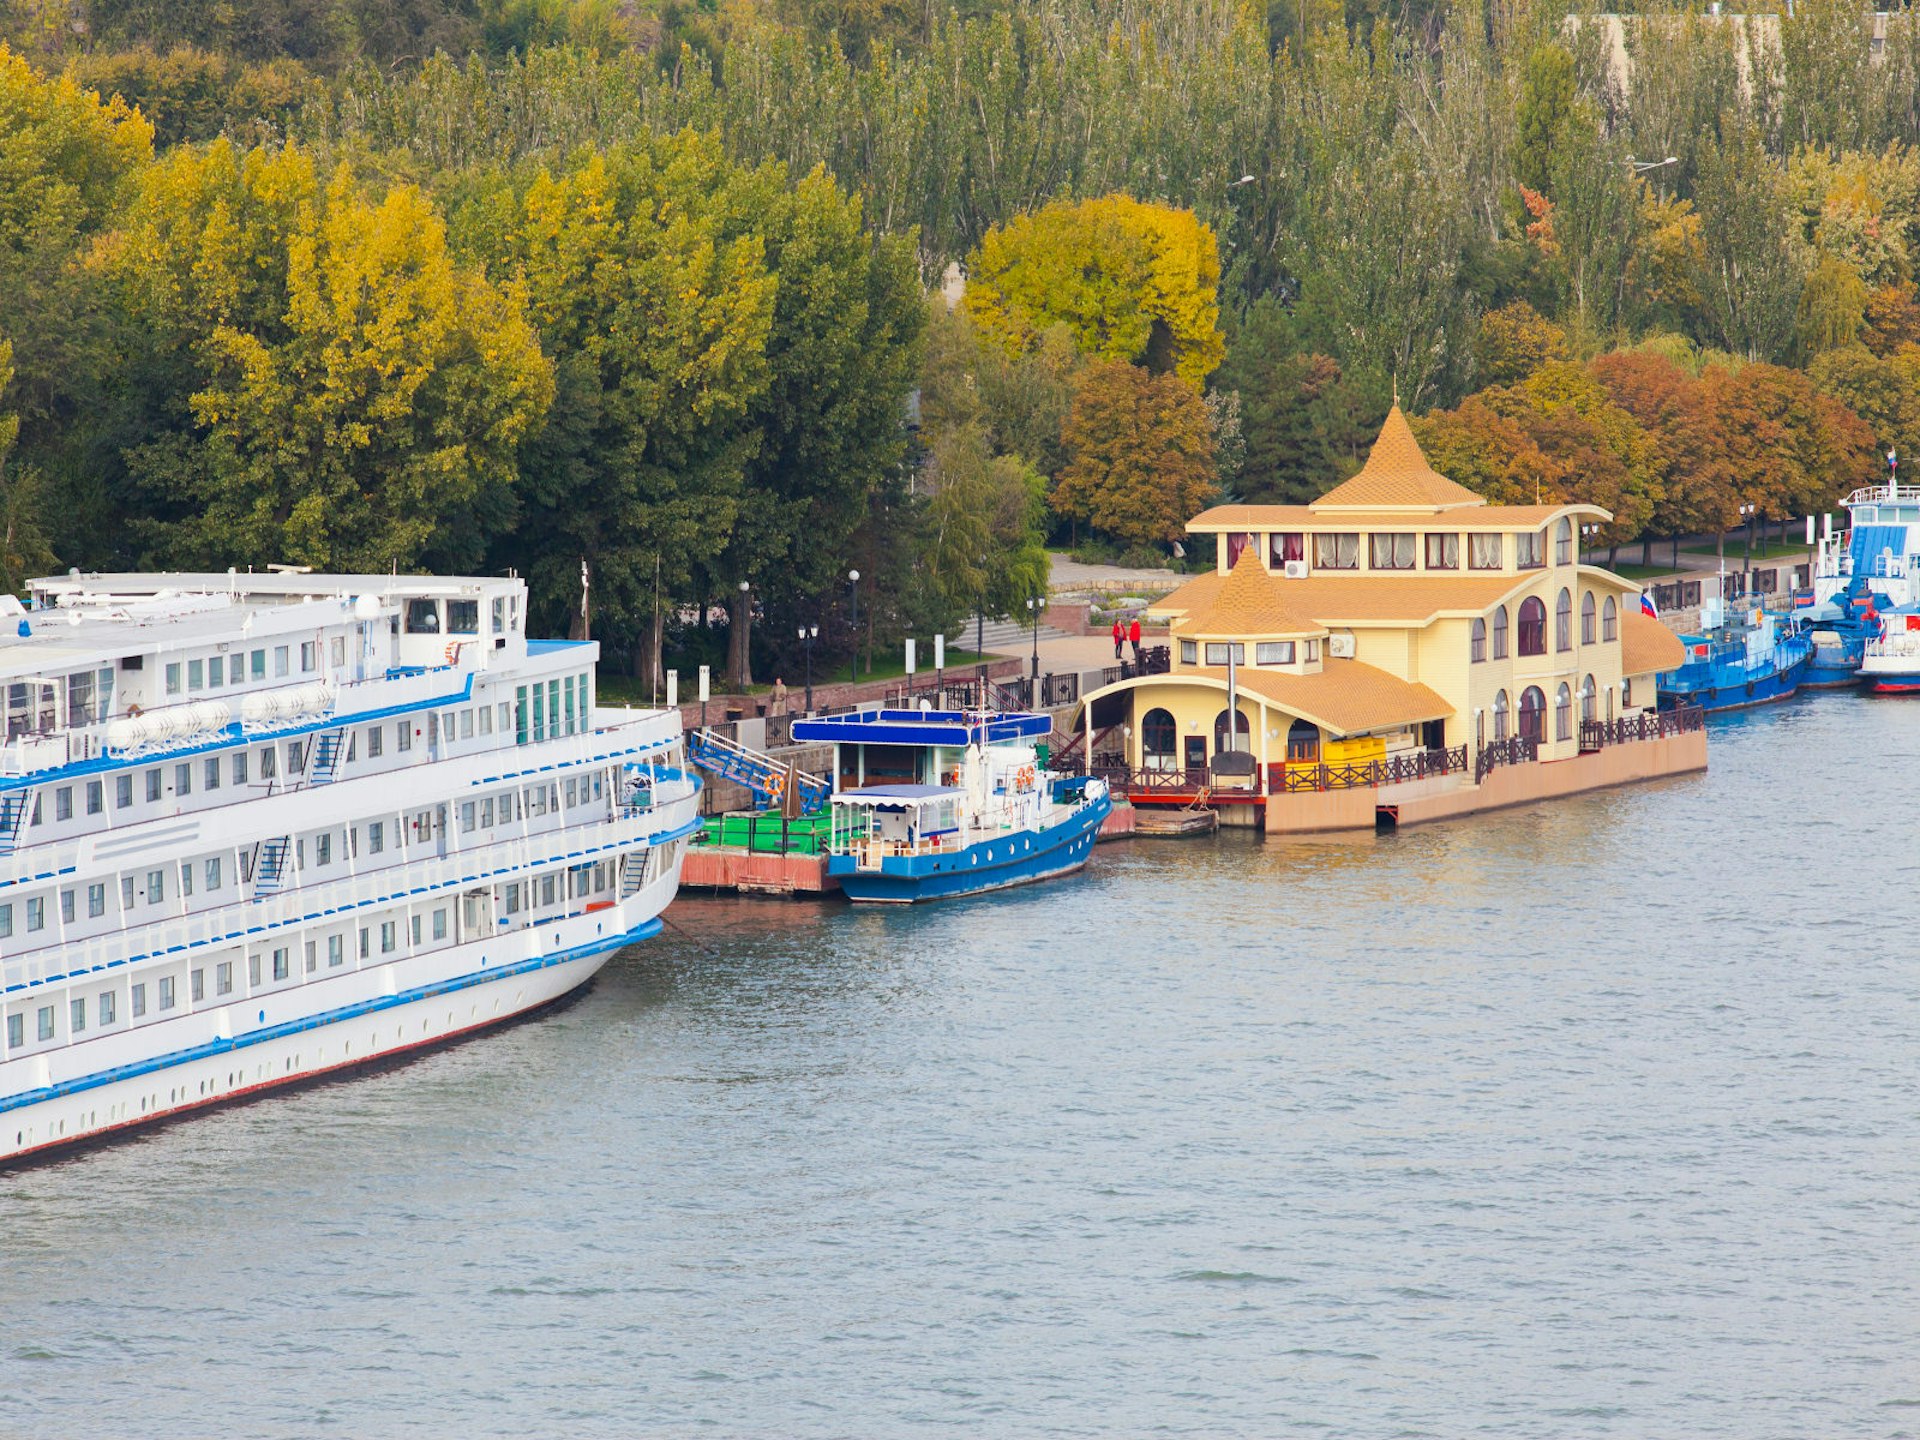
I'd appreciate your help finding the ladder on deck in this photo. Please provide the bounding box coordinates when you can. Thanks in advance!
[306,727,348,786]
[0,791,30,857]
[252,836,293,899]
[620,849,651,899]
[686,729,830,813]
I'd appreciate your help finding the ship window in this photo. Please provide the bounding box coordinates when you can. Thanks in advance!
[99,990,115,1025]
[145,768,162,802]
[448,600,479,634]
[248,954,261,986]
[405,600,441,634]
[499,702,511,732]
[208,656,224,687]
[205,857,220,890]
[58,889,73,924]
[175,762,191,796]
[217,962,232,996]
[37,1005,54,1041]
[479,705,493,736]
[146,870,163,904]
[274,645,290,678]
[540,875,557,906]
[165,662,182,696]
[0,903,12,937]
[380,922,396,954]
[532,685,545,741]
[116,773,132,808]
[120,876,134,909]
[1602,596,1618,641]
[6,1013,19,1048]
[432,908,447,941]
[411,915,421,946]
[232,752,248,786]
[328,934,343,967]
[188,658,204,691]
[565,778,577,808]
[505,884,521,915]
[87,883,104,917]
[460,801,475,833]
[366,727,383,758]
[1469,534,1503,570]
[158,976,175,1011]
[272,947,289,980]
[131,983,146,1017]
[397,722,412,753]
[251,649,266,679]
[480,797,494,828]
[54,786,71,821]
[259,747,276,779]
[287,741,305,773]
[358,928,369,959]
[71,997,85,1033]
[460,709,473,740]
[190,969,203,1003]
[178,863,192,897]
[205,758,220,791]
[25,897,43,932]
[299,641,316,672]
[86,779,102,814]
[368,821,384,854]
[331,635,346,667]
[316,832,332,865]
[492,597,507,634]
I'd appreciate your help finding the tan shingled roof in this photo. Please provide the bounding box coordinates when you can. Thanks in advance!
[1620,608,1687,676]
[1310,406,1486,513]
[1182,663,1452,736]
[1153,570,1533,628]
[1185,502,1590,532]
[1175,547,1323,638]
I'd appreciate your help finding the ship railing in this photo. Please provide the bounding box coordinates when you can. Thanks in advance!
[0,801,694,991]
[1844,484,1920,505]
[1578,705,1705,752]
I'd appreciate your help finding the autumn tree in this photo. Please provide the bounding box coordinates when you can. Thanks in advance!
[965,194,1225,390]
[0,339,54,591]
[1477,300,1569,387]
[1055,362,1217,548]
[1591,346,1725,564]
[92,139,553,573]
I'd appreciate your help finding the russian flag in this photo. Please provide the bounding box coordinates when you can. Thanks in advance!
[1640,591,1658,619]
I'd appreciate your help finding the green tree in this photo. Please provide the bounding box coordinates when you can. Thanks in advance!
[1514,44,1576,197]
[1692,119,1808,363]
[0,337,55,591]
[95,139,553,572]
[1055,361,1217,548]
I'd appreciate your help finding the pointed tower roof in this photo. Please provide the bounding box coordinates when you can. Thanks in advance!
[1310,405,1486,513]
[1178,546,1323,638]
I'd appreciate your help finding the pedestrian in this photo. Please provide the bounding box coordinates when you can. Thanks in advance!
[1128,615,1143,666]
[1112,617,1124,660]
[770,676,788,713]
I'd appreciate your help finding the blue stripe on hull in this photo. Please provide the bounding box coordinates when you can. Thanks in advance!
[0,919,663,1117]
[1660,654,1811,713]
[831,795,1112,904]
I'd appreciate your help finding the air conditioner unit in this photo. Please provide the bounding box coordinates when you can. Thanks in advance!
[1327,634,1356,659]
[1283,560,1309,580]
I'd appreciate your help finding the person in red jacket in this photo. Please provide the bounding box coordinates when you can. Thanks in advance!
[1128,615,1143,666]
[1112,617,1124,659]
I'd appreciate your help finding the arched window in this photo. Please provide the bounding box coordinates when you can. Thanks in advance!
[1581,591,1596,644]
[1556,588,1573,652]
[1519,686,1546,743]
[1470,616,1487,663]
[1492,689,1510,741]
[1141,708,1177,770]
[1517,597,1547,656]
[1555,517,1574,565]
[1555,682,1572,741]
[1602,595,1618,641]
[1212,707,1251,753]
[1286,718,1320,763]
[1580,674,1596,725]
[1492,606,1510,660]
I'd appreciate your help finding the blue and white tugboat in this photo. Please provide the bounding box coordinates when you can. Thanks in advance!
[1803,446,1919,685]
[1657,596,1814,713]
[790,708,1110,903]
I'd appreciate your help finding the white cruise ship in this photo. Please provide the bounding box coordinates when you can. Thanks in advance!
[0,571,699,1165]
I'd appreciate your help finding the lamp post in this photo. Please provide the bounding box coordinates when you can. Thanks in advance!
[799,623,818,713]
[1628,155,1679,174]
[1025,594,1041,707]
[847,569,860,684]
[735,579,750,690]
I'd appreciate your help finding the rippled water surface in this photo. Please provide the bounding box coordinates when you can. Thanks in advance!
[8,695,1920,1437]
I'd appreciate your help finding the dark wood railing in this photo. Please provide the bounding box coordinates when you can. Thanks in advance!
[1270,745,1469,793]
[1473,735,1539,782]
[1099,646,1170,688]
[1579,703,1705,752]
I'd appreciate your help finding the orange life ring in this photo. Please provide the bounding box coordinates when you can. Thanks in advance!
[444,641,461,666]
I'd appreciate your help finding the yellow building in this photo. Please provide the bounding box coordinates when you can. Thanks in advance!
[1077,405,1696,831]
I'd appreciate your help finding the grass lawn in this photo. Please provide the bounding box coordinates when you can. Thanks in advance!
[1680,538,1811,561]
[596,650,993,703]
[1604,562,1679,581]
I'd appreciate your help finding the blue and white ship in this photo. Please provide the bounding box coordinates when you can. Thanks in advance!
[1804,459,1920,685]
[0,571,699,1166]
[1657,597,1814,712]
[790,709,1110,903]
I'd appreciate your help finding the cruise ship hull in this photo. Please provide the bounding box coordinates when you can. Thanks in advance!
[1,833,689,1167]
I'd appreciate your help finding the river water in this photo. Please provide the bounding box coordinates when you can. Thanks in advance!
[7,694,1920,1437]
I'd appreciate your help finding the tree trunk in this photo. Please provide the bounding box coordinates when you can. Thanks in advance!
[726,588,753,690]
[637,615,664,704]
[1641,536,1653,567]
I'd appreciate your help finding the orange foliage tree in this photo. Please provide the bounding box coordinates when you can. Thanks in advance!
[1055,361,1217,547]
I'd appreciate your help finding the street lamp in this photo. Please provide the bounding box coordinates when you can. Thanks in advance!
[1739,502,1758,582]
[1025,595,1042,706]
[799,623,818,713]
[1629,155,1679,173]
[847,569,860,684]
[1229,174,1255,187]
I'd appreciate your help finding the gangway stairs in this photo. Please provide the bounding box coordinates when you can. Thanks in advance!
[0,790,31,857]
[251,836,293,899]
[687,729,831,814]
[306,728,348,786]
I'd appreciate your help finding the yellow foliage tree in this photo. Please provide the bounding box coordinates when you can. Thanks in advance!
[963,194,1225,390]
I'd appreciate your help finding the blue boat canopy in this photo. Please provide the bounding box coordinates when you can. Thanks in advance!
[834,783,964,808]
[791,708,1051,747]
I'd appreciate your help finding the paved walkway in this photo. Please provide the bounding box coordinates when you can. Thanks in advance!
[1048,552,1184,593]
